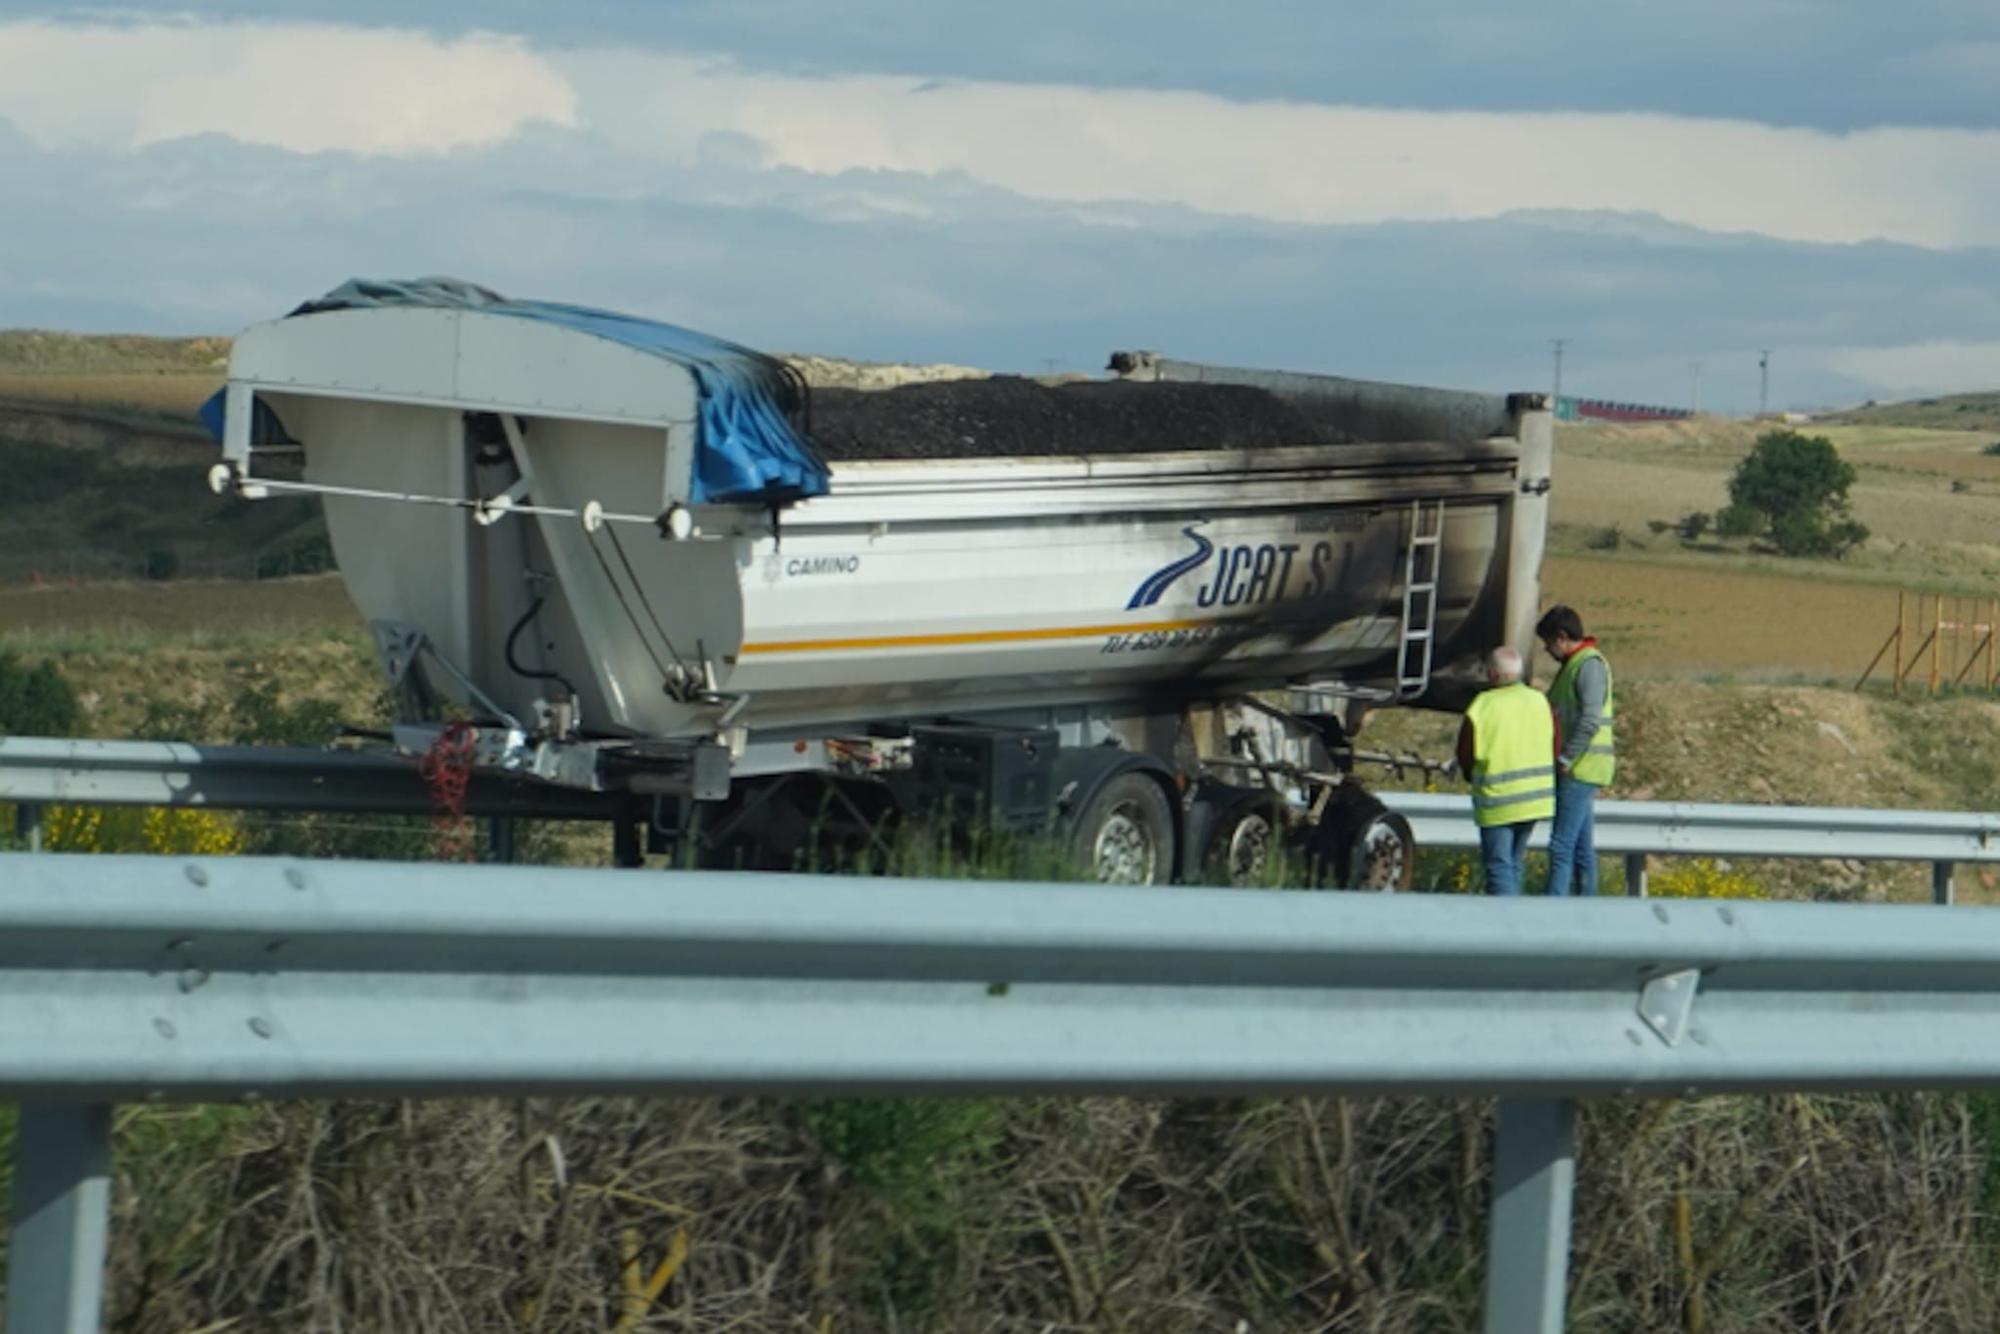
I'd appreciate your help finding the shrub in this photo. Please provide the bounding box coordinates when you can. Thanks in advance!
[1675,510,1711,541]
[1983,441,2000,457]
[801,1098,1002,1202]
[1585,523,1622,551]
[144,548,180,581]
[1726,429,1869,556]
[255,532,337,579]
[1714,501,1762,538]
[0,651,81,737]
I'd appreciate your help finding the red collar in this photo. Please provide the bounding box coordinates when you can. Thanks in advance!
[1561,637,1599,661]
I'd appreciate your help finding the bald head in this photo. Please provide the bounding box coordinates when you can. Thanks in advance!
[1487,647,1524,684]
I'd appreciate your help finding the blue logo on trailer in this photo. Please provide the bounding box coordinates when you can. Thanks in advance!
[1127,524,1214,609]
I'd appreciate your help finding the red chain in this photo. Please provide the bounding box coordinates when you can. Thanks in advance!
[418,721,478,862]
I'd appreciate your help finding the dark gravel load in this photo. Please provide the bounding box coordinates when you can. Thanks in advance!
[804,377,1359,461]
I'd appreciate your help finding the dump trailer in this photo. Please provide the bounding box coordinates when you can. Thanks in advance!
[209,280,1553,885]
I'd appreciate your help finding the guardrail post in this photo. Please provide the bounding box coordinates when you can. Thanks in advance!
[14,800,43,853]
[488,815,517,865]
[1933,860,1954,906]
[1623,852,1648,897]
[5,1102,113,1334]
[1482,1097,1576,1334]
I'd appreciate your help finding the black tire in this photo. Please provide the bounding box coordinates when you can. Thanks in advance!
[1342,805,1415,891]
[1203,792,1285,888]
[1069,772,1177,885]
[1306,789,1416,891]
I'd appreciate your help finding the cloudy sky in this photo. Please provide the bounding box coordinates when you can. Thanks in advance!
[2,4,1996,411]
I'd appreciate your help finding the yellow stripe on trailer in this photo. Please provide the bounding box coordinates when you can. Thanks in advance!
[739,614,1319,656]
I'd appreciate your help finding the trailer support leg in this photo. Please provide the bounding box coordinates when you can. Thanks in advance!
[1482,1096,1575,1334]
[5,1102,113,1334]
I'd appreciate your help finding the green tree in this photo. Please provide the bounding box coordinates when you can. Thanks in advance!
[1725,430,1869,557]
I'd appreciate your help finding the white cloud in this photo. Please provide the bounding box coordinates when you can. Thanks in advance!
[0,20,576,155]
[557,50,2000,249]
[5,18,1999,248]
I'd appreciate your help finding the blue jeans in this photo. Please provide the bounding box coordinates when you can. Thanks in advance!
[1545,775,1599,896]
[1479,821,1536,897]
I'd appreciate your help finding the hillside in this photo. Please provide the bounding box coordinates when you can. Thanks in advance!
[0,403,328,583]
[0,330,333,581]
[0,329,229,374]
[1824,390,2000,435]
[0,330,229,427]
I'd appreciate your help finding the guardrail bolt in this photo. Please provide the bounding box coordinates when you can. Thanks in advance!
[247,1017,274,1039]
[1717,907,1736,925]
[152,1018,177,1039]
[284,867,307,891]
[1652,905,1670,923]
[185,864,209,888]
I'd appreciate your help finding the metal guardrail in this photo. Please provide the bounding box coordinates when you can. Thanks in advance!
[1383,791,2000,861]
[1382,791,1997,903]
[6,854,2000,1332]
[0,736,622,821]
[5,738,1995,894]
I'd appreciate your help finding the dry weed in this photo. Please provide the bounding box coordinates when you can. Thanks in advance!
[90,1091,2000,1333]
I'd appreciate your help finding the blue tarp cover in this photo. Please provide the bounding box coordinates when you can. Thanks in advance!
[207,277,831,506]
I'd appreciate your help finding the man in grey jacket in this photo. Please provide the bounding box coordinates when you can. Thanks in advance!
[1536,604,1615,895]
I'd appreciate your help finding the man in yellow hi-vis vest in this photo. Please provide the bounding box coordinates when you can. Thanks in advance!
[1537,604,1615,896]
[1455,647,1557,896]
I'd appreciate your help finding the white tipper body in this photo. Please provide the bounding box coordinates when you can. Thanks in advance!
[219,307,1551,743]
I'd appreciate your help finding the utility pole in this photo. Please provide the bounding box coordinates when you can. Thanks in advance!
[1688,360,1704,414]
[1758,349,1771,417]
[1549,338,1568,405]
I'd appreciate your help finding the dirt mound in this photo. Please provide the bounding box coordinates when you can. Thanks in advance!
[806,376,1351,460]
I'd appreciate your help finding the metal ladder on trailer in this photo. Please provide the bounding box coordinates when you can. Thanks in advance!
[1394,498,1446,700]
[1288,497,1449,711]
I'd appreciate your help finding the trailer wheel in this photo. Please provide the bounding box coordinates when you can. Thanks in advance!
[1071,773,1176,885]
[1338,801,1416,892]
[1204,794,1284,887]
